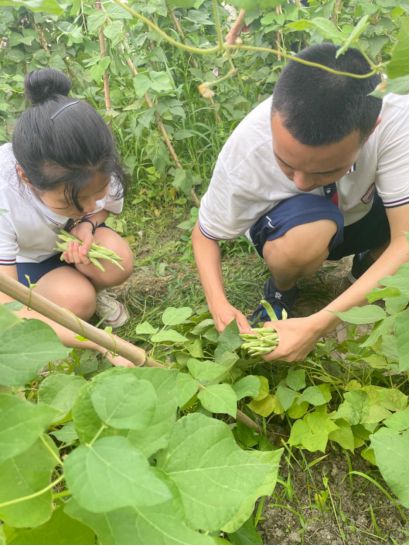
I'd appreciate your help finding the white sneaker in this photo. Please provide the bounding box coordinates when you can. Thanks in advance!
[95,290,129,328]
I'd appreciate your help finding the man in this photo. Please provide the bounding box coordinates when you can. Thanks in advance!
[192,43,408,362]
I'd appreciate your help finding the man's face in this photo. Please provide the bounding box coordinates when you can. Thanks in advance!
[271,113,362,191]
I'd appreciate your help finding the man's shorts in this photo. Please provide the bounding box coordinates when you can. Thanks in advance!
[249,193,390,259]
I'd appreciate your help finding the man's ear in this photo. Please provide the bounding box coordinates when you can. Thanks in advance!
[16,164,31,185]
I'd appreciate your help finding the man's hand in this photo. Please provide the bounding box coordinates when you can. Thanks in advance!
[210,300,252,334]
[64,222,95,265]
[262,313,325,362]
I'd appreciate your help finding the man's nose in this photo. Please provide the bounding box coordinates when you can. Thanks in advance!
[292,171,313,191]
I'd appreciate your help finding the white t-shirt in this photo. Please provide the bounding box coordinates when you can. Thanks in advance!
[199,93,408,240]
[0,143,124,264]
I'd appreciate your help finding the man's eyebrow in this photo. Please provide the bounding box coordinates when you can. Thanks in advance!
[274,152,347,175]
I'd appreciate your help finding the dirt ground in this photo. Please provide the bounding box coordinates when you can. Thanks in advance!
[260,450,408,545]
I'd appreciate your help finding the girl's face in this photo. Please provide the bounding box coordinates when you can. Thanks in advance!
[18,167,110,218]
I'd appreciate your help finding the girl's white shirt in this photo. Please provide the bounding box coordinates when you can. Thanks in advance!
[0,143,123,264]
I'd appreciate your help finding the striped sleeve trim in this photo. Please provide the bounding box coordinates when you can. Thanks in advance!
[383,197,409,208]
[0,258,17,265]
[198,221,222,241]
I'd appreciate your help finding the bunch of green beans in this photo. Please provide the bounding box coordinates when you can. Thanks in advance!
[56,230,124,272]
[240,327,279,356]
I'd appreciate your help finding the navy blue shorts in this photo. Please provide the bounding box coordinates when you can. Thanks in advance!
[17,253,73,286]
[249,193,390,259]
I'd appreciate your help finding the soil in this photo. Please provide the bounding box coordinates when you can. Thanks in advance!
[260,450,408,545]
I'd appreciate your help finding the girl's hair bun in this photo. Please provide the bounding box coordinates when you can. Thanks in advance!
[25,68,72,105]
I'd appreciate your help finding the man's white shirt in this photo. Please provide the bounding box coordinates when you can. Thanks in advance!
[199,93,408,240]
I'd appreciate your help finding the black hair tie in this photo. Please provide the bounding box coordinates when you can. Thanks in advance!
[78,218,97,234]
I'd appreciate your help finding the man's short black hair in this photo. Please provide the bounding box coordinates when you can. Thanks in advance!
[271,43,382,146]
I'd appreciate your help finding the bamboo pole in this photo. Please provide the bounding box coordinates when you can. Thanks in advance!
[0,272,160,367]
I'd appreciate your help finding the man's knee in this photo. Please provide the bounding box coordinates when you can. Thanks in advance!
[263,219,338,267]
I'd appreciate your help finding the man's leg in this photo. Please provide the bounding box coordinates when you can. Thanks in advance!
[263,219,337,291]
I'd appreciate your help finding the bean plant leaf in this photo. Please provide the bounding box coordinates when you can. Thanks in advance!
[91,372,157,430]
[276,385,298,411]
[65,497,217,545]
[0,304,20,333]
[300,384,332,406]
[159,413,283,532]
[6,506,96,545]
[336,305,386,324]
[233,375,261,400]
[216,319,242,355]
[161,306,192,326]
[288,408,338,453]
[72,383,104,443]
[135,321,158,335]
[370,428,409,508]
[285,368,306,391]
[0,319,70,387]
[383,409,408,432]
[64,436,172,513]
[0,394,57,464]
[38,374,87,423]
[248,394,281,417]
[0,0,63,15]
[336,15,369,57]
[151,329,188,343]
[127,368,179,457]
[0,437,57,528]
[387,16,409,79]
[198,383,238,417]
[176,372,199,407]
[187,358,229,384]
[395,310,409,371]
[328,423,355,452]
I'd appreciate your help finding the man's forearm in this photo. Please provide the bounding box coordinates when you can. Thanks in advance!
[315,235,408,334]
[192,223,228,309]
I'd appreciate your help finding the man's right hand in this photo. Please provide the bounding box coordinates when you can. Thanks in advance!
[209,300,252,334]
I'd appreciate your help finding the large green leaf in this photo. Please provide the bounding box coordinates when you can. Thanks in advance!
[198,383,238,417]
[0,394,56,463]
[6,506,95,545]
[159,413,282,532]
[0,305,20,332]
[90,373,157,430]
[370,428,409,508]
[38,374,87,423]
[285,368,306,391]
[65,497,216,545]
[0,437,57,527]
[64,436,171,513]
[0,319,70,387]
[127,368,179,457]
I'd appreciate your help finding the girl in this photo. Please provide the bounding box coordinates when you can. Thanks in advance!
[0,68,135,366]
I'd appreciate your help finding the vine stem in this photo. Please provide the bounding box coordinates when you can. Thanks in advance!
[0,475,64,510]
[96,1,112,111]
[112,0,382,79]
[40,434,63,467]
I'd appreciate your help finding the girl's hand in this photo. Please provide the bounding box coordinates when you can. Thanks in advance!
[64,221,95,265]
[210,300,252,334]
